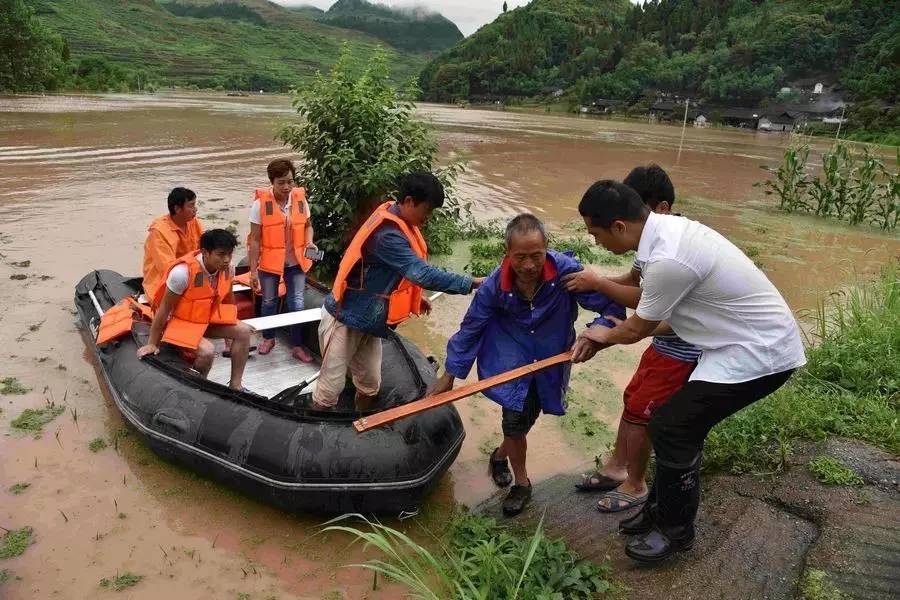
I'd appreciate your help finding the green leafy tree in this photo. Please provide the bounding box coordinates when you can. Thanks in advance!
[0,0,67,92]
[278,46,465,276]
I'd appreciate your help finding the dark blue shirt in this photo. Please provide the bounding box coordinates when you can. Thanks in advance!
[324,206,473,337]
[445,250,625,415]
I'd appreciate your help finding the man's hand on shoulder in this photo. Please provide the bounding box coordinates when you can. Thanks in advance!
[562,268,603,294]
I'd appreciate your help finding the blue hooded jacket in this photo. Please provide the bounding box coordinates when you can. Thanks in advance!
[445,250,625,416]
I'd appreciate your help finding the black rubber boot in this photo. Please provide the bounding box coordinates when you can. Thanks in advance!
[619,480,656,535]
[625,456,700,564]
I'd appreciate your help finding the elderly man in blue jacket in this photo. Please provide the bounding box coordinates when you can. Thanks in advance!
[430,213,625,515]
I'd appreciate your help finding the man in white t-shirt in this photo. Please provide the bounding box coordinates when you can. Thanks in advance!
[571,180,806,564]
[137,229,252,391]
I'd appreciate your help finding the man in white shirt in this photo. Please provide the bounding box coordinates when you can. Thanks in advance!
[571,180,806,564]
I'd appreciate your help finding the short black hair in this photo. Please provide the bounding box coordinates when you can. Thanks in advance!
[167,187,196,216]
[397,172,445,208]
[505,213,547,248]
[623,164,675,209]
[578,180,649,228]
[200,228,238,253]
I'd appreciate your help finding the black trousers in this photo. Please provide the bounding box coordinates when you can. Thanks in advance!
[648,369,795,468]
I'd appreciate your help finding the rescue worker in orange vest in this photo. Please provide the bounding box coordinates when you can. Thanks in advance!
[137,229,253,391]
[142,187,204,299]
[313,172,484,410]
[247,159,316,362]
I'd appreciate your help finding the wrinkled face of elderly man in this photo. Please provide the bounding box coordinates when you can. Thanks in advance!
[506,221,548,288]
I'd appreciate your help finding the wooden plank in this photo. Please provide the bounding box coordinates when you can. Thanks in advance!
[353,351,572,432]
[243,308,321,331]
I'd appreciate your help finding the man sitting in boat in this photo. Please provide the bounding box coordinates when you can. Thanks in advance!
[429,214,625,516]
[247,158,317,363]
[313,172,484,410]
[142,187,204,300]
[137,229,253,391]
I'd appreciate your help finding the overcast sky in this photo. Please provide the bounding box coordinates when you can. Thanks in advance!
[275,1,563,36]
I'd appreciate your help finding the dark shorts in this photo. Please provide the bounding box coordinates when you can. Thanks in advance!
[501,382,542,438]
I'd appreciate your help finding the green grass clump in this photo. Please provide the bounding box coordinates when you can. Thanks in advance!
[8,483,30,495]
[11,405,65,433]
[99,572,143,591]
[0,527,34,559]
[807,457,864,486]
[466,238,505,276]
[705,262,899,474]
[89,437,108,453]
[0,377,29,395]
[802,568,848,600]
[0,569,10,584]
[325,513,617,599]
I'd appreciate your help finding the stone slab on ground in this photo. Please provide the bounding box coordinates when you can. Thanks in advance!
[475,439,900,599]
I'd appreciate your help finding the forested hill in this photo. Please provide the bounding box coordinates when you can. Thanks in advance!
[420,0,899,105]
[309,0,464,54]
[28,0,426,91]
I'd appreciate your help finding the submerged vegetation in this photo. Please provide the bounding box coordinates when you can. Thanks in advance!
[0,527,34,559]
[760,143,899,231]
[325,513,618,599]
[705,262,899,474]
[99,572,144,591]
[0,377,30,395]
[10,404,65,434]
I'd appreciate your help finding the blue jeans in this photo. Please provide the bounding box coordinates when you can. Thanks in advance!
[259,264,306,347]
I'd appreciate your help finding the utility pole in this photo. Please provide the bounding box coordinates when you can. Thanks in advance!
[834,104,846,143]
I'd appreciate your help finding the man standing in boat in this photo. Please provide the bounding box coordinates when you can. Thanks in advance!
[430,214,625,516]
[246,158,317,363]
[137,228,253,391]
[571,180,805,563]
[313,172,483,411]
[142,187,204,300]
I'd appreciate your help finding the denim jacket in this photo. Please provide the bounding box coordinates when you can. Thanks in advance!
[444,250,625,415]
[324,207,473,337]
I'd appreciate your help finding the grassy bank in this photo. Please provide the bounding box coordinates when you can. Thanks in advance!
[325,513,621,599]
[705,261,899,474]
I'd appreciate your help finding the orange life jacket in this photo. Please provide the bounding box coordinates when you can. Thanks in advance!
[332,201,427,326]
[256,187,312,275]
[142,214,203,299]
[154,253,237,350]
[96,297,154,346]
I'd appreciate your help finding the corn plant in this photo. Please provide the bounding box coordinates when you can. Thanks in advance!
[760,145,810,213]
[809,144,853,219]
[849,146,882,226]
[869,149,900,231]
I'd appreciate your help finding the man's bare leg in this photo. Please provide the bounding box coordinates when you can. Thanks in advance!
[193,338,216,377]
[598,421,651,508]
[206,323,252,390]
[496,435,529,486]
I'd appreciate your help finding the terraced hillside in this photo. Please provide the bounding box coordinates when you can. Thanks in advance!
[31,0,426,90]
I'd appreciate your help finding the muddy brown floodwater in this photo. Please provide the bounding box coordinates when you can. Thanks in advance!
[1,93,897,599]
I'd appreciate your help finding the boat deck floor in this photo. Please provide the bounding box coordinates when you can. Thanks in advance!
[207,331,321,398]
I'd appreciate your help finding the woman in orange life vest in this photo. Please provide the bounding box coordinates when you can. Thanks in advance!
[247,159,317,362]
[137,229,253,391]
[312,172,484,411]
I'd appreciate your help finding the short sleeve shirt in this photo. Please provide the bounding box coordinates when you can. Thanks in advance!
[635,212,806,384]
[166,253,235,295]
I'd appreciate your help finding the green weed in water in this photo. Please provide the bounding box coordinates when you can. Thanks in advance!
[0,527,34,559]
[8,483,30,495]
[0,377,30,395]
[802,568,848,600]
[0,569,9,584]
[11,405,65,433]
[89,437,108,453]
[99,572,143,591]
[324,513,618,599]
[705,262,900,474]
[807,457,864,486]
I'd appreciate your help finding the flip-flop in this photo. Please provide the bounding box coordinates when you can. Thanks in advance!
[597,489,648,513]
[575,471,623,492]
